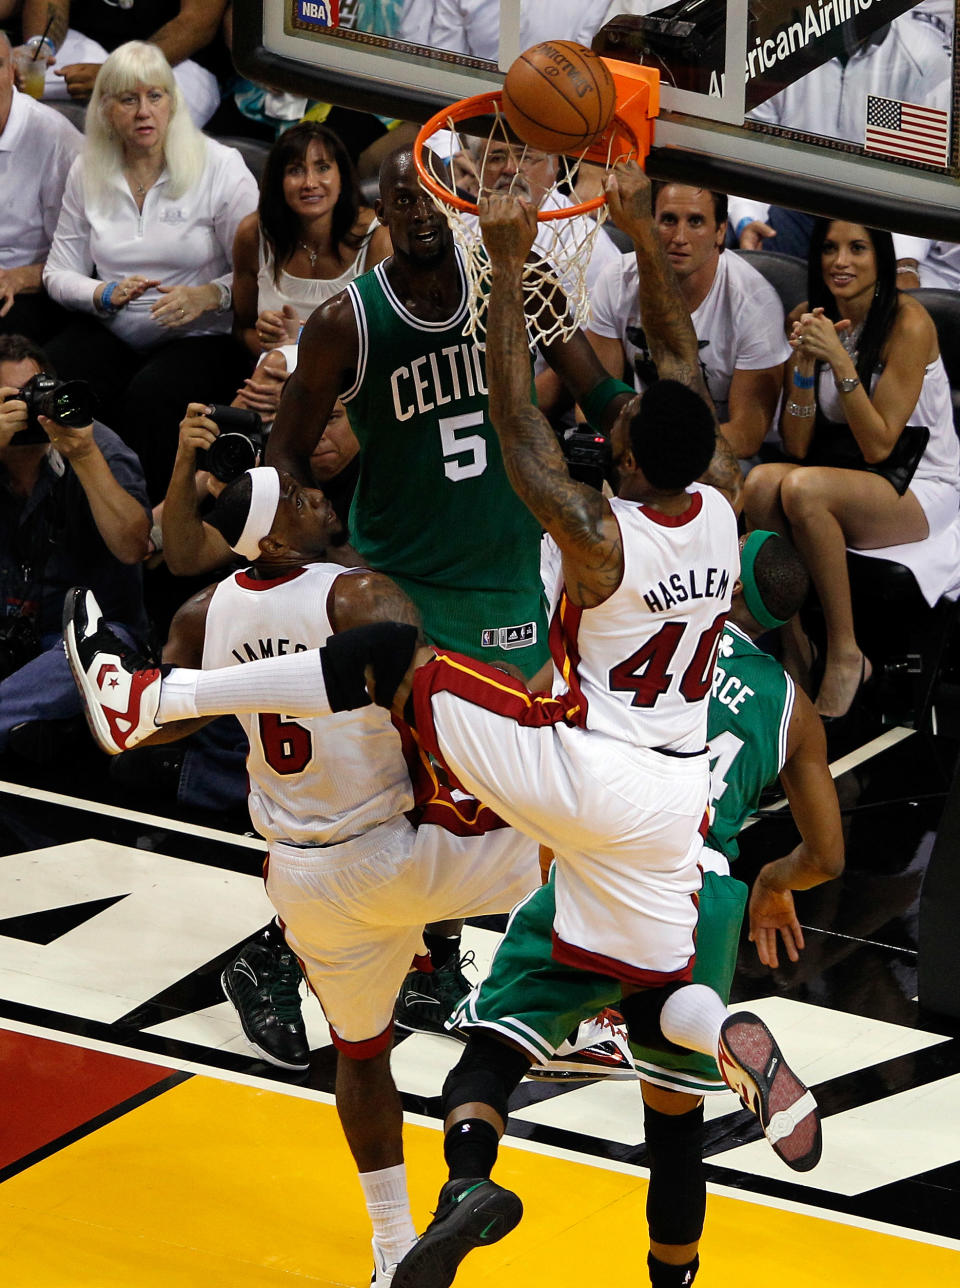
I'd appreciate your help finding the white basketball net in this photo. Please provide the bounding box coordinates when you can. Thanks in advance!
[419,105,618,348]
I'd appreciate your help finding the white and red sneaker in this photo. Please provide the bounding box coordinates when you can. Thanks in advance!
[62,587,162,755]
[527,1008,635,1081]
[717,1011,822,1172]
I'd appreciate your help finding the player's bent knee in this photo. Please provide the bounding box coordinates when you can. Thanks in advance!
[441,1031,532,1123]
[320,622,420,712]
[620,983,689,1054]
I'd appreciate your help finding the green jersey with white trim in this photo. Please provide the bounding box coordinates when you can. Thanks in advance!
[340,259,548,672]
[706,621,795,861]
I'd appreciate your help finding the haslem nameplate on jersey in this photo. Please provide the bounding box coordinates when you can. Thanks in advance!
[481,622,537,651]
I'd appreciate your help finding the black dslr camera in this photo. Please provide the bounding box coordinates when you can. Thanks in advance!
[9,373,95,446]
[204,405,265,484]
[559,425,613,492]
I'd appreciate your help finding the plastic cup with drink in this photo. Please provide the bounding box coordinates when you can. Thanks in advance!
[13,36,54,101]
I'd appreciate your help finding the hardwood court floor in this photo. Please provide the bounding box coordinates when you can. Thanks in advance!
[1,718,960,1286]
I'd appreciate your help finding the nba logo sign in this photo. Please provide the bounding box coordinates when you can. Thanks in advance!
[297,0,339,27]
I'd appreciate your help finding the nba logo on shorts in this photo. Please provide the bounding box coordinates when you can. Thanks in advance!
[482,622,537,650]
[297,0,339,27]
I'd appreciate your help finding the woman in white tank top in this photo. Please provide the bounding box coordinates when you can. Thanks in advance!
[743,219,960,721]
[232,122,392,359]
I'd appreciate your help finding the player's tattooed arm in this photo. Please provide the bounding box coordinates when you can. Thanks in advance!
[605,163,707,399]
[499,404,623,607]
[606,162,743,512]
[481,193,623,606]
[330,570,424,636]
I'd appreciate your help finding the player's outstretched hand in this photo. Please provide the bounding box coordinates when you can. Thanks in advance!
[478,190,538,266]
[604,160,652,240]
[748,873,804,969]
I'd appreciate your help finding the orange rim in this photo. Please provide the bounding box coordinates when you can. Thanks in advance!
[413,90,640,221]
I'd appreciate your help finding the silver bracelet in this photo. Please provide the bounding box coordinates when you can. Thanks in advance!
[213,281,231,313]
[786,400,816,419]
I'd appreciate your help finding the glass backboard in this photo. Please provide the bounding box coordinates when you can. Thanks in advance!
[234,1,960,238]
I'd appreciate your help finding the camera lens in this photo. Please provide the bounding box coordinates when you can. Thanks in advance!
[207,432,258,484]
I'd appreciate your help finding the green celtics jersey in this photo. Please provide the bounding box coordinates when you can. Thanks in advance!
[706,621,795,861]
[341,259,548,673]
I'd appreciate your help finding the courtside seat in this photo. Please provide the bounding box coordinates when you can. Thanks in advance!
[48,99,87,130]
[213,134,271,184]
[732,248,808,316]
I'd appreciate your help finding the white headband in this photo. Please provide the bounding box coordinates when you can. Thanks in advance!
[231,467,281,561]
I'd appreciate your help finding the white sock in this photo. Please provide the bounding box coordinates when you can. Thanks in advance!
[155,667,201,722]
[659,984,729,1057]
[359,1164,417,1264]
[156,651,332,724]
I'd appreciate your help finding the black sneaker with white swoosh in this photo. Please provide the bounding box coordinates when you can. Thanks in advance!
[221,923,310,1073]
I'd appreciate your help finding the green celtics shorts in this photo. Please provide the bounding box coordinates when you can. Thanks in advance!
[389,573,550,680]
[450,862,748,1096]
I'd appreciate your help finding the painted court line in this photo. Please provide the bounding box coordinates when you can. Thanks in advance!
[0,779,264,850]
[754,726,915,819]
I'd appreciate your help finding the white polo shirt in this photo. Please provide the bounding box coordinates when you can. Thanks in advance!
[44,136,258,350]
[0,88,82,270]
[590,248,790,424]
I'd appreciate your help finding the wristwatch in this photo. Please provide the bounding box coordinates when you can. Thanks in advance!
[835,375,860,394]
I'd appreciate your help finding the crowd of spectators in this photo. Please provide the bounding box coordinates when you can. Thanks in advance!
[1,4,959,797]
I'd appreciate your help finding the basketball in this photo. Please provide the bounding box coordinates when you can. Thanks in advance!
[502,41,616,155]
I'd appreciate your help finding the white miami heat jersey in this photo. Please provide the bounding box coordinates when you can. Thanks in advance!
[550,483,739,753]
[202,563,414,846]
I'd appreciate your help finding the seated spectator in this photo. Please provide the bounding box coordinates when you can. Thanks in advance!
[744,219,960,720]
[892,235,960,291]
[42,40,257,502]
[0,333,150,763]
[0,30,80,342]
[15,0,226,126]
[232,122,392,360]
[586,182,790,460]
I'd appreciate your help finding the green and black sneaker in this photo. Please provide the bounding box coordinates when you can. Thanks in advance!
[391,1177,522,1288]
[221,922,309,1073]
[393,950,476,1041]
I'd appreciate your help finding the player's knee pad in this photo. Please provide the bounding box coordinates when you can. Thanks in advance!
[644,1100,706,1247]
[620,983,689,1055]
[320,622,420,712]
[441,1030,532,1124]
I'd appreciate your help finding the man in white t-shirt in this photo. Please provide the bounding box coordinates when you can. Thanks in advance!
[0,32,80,341]
[588,182,790,460]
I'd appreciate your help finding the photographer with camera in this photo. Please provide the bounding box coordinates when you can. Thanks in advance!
[0,333,150,763]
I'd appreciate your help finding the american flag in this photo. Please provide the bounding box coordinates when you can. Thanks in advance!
[864,95,950,167]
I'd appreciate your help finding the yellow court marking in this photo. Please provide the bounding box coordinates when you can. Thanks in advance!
[0,1075,956,1287]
